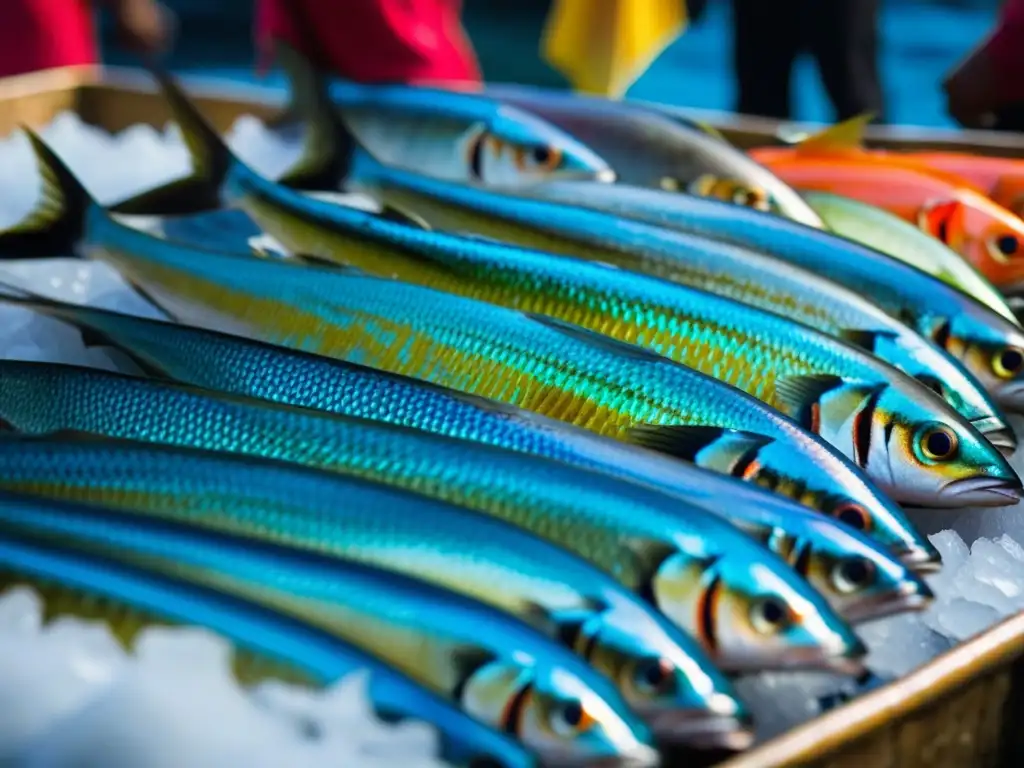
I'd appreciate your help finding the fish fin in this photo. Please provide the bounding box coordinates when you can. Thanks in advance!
[147,66,234,196]
[774,374,845,416]
[626,424,771,462]
[274,41,386,193]
[450,647,499,694]
[290,253,371,274]
[0,127,96,260]
[107,175,223,216]
[794,113,875,154]
[73,325,175,381]
[917,199,964,247]
[836,329,900,353]
[378,204,433,230]
[524,314,668,363]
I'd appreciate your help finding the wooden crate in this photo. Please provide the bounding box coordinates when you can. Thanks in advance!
[4,65,1024,768]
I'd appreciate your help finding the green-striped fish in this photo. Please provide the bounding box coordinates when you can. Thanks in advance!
[0,491,539,768]
[0,360,930,633]
[255,72,1012,456]
[0,463,657,768]
[800,189,1013,320]
[0,130,935,568]
[132,72,1020,510]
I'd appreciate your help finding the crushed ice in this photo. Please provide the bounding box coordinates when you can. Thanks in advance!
[0,111,1023,750]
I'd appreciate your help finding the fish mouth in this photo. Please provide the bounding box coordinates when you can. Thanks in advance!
[996,381,1024,414]
[973,419,1019,456]
[721,642,866,676]
[898,543,943,574]
[592,168,618,184]
[839,578,934,624]
[942,475,1024,506]
[587,744,661,768]
[652,714,755,752]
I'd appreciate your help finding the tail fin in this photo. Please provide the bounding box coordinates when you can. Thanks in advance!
[0,127,95,260]
[274,41,369,193]
[148,66,237,194]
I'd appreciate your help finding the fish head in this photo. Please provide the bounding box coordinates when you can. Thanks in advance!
[462,659,657,767]
[940,312,1024,415]
[650,549,865,673]
[473,107,616,186]
[872,382,1021,507]
[770,514,933,623]
[580,606,751,747]
[677,174,773,213]
[919,192,1024,290]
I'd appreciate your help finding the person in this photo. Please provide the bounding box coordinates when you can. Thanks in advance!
[0,0,173,79]
[943,0,1024,131]
[254,0,481,86]
[729,0,884,122]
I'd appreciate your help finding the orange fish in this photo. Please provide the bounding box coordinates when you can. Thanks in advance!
[897,152,1024,219]
[750,116,1024,290]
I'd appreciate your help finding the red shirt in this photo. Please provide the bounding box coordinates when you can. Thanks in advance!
[0,0,98,78]
[254,0,481,85]
[983,0,1024,101]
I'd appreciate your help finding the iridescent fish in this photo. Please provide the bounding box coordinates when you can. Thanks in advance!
[0,292,940,589]
[0,131,933,568]
[0,360,930,633]
[0,491,537,768]
[0,439,659,767]
[0,362,759,746]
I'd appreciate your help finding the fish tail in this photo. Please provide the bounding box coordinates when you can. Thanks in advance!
[274,40,368,193]
[0,128,96,260]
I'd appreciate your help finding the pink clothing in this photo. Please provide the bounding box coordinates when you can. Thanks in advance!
[0,0,98,78]
[254,0,481,85]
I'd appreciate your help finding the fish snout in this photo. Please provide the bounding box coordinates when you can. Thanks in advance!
[590,742,661,768]
[996,380,1024,414]
[899,541,943,573]
[840,573,934,624]
[647,693,753,750]
[943,472,1024,507]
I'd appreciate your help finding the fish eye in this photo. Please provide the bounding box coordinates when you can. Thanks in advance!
[632,657,676,694]
[993,346,1024,378]
[550,699,594,736]
[831,557,876,594]
[918,424,959,461]
[530,144,562,171]
[997,234,1020,257]
[750,596,791,634]
[833,502,871,532]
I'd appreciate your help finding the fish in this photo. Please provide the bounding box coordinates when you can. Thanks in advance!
[136,75,1021,510]
[480,83,823,228]
[748,117,1024,285]
[502,179,1024,418]
[0,491,537,768]
[799,189,1014,320]
[894,151,1024,214]
[0,291,941,591]
[0,363,761,746]
[0,474,657,768]
[260,75,1013,457]
[0,359,930,632]
[0,132,936,571]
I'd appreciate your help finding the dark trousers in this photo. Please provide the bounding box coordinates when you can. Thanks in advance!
[730,0,884,122]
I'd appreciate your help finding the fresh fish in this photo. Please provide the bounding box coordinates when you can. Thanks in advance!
[898,151,1024,219]
[0,291,941,589]
[480,83,822,228]
[0,360,930,633]
[0,363,760,746]
[0,491,537,768]
[506,180,1024,417]
[0,133,935,570]
[799,189,1014,321]
[749,118,1024,285]
[135,77,1020,510]
[0,473,657,768]
[265,87,1012,456]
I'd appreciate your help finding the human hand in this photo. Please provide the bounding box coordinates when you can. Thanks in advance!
[111,0,176,57]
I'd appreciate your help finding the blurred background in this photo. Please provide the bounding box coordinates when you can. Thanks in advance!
[99,0,1002,129]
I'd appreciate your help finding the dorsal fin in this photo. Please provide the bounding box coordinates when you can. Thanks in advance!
[836,329,900,353]
[795,113,875,154]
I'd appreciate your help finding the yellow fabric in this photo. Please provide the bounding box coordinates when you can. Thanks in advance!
[541,0,687,99]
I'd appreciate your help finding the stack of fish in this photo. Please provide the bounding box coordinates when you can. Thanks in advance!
[1,46,1023,767]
